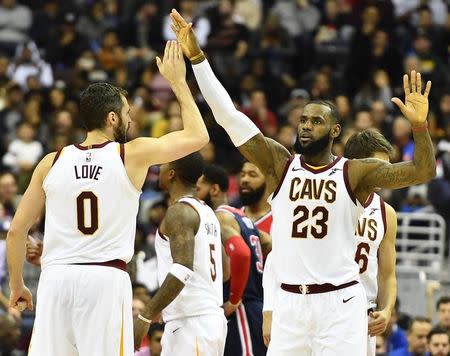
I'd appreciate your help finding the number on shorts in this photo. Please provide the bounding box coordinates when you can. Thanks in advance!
[76,191,99,235]
[249,235,264,273]
[292,206,329,239]
[355,242,370,273]
[209,244,217,281]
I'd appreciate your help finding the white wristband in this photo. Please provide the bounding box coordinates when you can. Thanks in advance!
[170,263,193,284]
[138,314,152,324]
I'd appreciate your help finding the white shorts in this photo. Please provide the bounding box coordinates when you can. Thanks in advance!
[367,335,376,356]
[161,314,227,356]
[267,282,367,356]
[28,264,133,356]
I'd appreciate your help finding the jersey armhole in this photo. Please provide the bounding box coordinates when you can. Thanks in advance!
[271,155,295,200]
[178,200,201,235]
[380,197,387,235]
[343,160,358,206]
[52,148,64,167]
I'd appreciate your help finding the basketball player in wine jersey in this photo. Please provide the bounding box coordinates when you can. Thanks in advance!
[7,41,209,356]
[172,10,435,355]
[133,153,227,355]
[263,129,398,356]
[197,164,271,356]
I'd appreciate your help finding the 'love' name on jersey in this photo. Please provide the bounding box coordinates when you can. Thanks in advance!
[288,177,337,203]
[74,165,103,180]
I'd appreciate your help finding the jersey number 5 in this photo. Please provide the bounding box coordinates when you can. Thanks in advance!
[209,244,217,281]
[76,191,99,235]
[292,206,329,239]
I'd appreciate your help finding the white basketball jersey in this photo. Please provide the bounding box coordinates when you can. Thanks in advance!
[356,193,386,308]
[155,196,223,322]
[269,155,362,285]
[41,142,140,268]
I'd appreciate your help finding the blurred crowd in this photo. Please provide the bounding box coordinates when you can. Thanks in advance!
[0,0,448,354]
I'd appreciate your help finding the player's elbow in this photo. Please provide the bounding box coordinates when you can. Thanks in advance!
[417,166,436,183]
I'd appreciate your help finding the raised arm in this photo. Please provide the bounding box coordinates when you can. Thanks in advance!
[349,71,435,196]
[7,152,55,312]
[368,203,397,337]
[215,210,251,316]
[170,10,290,194]
[133,202,198,350]
[126,41,209,168]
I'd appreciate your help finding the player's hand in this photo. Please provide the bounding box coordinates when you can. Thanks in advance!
[9,283,33,312]
[368,309,391,336]
[133,318,151,351]
[170,9,202,60]
[262,310,272,347]
[26,235,43,267]
[391,70,431,127]
[156,40,186,85]
[223,300,240,317]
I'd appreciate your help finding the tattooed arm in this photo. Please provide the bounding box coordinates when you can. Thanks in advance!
[349,71,436,197]
[134,202,198,350]
[142,202,197,318]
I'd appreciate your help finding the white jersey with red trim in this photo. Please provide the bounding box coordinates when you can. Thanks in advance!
[356,193,386,308]
[155,196,223,322]
[268,155,363,285]
[41,142,140,268]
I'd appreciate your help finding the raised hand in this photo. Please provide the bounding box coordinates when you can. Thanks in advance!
[170,9,202,60]
[391,70,431,127]
[156,40,186,85]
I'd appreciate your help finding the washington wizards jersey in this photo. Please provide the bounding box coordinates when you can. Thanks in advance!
[217,205,264,302]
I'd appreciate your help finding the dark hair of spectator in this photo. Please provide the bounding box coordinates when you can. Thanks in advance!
[79,83,127,132]
[436,296,450,310]
[344,128,393,159]
[148,323,164,339]
[170,152,205,186]
[408,316,431,333]
[427,326,450,342]
[307,100,340,124]
[203,164,229,192]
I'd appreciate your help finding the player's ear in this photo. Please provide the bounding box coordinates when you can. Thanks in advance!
[106,111,116,127]
[211,183,220,197]
[331,123,341,138]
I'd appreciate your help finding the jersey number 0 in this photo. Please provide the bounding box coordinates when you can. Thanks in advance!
[76,191,99,235]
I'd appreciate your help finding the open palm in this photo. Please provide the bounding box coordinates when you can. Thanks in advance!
[170,9,202,59]
[392,70,431,126]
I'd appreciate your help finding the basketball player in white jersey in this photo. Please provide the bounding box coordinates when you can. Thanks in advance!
[171,10,435,355]
[133,153,227,355]
[263,129,398,356]
[6,41,210,356]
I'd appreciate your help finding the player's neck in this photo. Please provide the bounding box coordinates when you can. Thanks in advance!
[168,185,196,205]
[82,130,114,146]
[213,195,228,210]
[301,150,334,167]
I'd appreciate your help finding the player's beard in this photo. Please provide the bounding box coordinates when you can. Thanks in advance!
[113,113,128,143]
[240,182,266,206]
[202,192,214,209]
[293,130,331,156]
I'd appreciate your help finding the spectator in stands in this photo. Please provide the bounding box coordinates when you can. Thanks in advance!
[427,326,450,356]
[354,69,394,111]
[97,30,126,74]
[76,2,113,45]
[435,297,450,332]
[384,299,408,353]
[354,110,374,131]
[147,324,164,356]
[0,0,32,56]
[276,124,296,152]
[30,0,61,50]
[134,1,163,54]
[376,334,387,355]
[390,317,432,356]
[371,100,394,142]
[0,172,18,218]
[0,84,23,154]
[0,314,22,356]
[241,89,278,137]
[46,12,89,68]
[392,116,414,161]
[7,41,53,90]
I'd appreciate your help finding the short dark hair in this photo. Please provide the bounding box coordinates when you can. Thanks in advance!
[148,323,164,339]
[437,296,450,310]
[79,82,127,131]
[203,165,229,192]
[344,128,393,159]
[170,152,205,186]
[307,100,340,124]
[408,316,431,333]
[427,326,450,342]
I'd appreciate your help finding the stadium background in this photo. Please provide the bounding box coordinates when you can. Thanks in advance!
[0,0,448,354]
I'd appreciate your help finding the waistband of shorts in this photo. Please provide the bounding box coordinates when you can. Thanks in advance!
[280,280,358,295]
[71,259,127,272]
